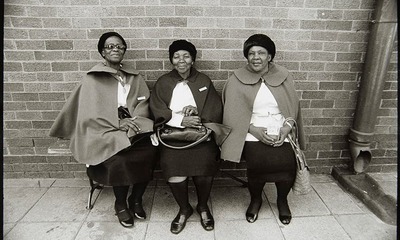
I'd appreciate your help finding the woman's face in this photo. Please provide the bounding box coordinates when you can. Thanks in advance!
[171,50,193,76]
[247,46,271,74]
[102,36,126,65]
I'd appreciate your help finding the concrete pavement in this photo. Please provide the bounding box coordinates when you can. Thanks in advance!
[3,173,397,240]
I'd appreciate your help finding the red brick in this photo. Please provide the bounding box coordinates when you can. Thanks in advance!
[51,62,79,71]
[23,62,51,72]
[6,138,33,147]
[15,40,46,50]
[136,61,163,70]
[204,7,232,17]
[4,62,23,72]
[217,18,245,28]
[49,171,75,178]
[9,147,36,155]
[24,83,51,92]
[29,29,59,39]
[37,73,64,82]
[317,10,343,20]
[160,17,187,27]
[4,83,24,92]
[43,18,72,28]
[32,121,54,129]
[34,51,63,60]
[58,29,87,39]
[24,172,50,178]
[4,120,32,130]
[320,82,344,90]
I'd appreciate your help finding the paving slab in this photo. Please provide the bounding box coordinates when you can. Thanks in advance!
[211,186,274,221]
[20,187,88,222]
[335,213,397,240]
[3,178,55,188]
[145,221,214,240]
[75,221,147,240]
[3,223,15,237]
[215,219,284,240]
[4,222,82,240]
[312,182,364,214]
[3,187,49,223]
[280,216,351,240]
[264,184,331,217]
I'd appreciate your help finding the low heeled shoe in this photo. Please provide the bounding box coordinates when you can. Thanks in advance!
[196,206,214,231]
[115,207,134,228]
[245,212,258,223]
[277,199,292,225]
[245,201,262,223]
[130,202,146,220]
[170,207,193,234]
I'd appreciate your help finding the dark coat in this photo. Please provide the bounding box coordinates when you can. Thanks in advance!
[150,68,223,127]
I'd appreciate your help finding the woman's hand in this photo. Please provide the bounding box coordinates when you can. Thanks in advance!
[119,116,141,133]
[249,124,276,146]
[181,116,202,128]
[182,105,198,116]
[272,125,292,147]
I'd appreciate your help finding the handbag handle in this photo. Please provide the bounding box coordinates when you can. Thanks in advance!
[284,117,308,170]
[156,127,212,150]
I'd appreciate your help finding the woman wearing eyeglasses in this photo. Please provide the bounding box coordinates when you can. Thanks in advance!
[49,32,158,228]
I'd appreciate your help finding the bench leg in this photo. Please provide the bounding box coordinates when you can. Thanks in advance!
[87,178,103,210]
[220,170,248,188]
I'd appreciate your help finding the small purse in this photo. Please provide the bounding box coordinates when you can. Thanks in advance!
[118,106,152,145]
[284,117,312,195]
[156,125,212,150]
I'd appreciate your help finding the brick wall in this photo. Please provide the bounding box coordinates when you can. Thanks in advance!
[3,0,397,179]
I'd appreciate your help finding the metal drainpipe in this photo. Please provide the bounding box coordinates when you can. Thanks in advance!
[349,0,397,173]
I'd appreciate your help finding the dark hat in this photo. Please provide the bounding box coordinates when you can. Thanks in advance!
[168,39,197,63]
[97,32,127,55]
[243,34,276,61]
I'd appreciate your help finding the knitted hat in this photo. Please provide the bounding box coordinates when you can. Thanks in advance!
[97,32,127,55]
[243,34,276,61]
[168,39,197,63]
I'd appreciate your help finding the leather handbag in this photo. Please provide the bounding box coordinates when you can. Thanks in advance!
[284,117,312,195]
[118,106,153,145]
[156,125,212,150]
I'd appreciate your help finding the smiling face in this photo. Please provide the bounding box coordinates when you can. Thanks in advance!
[101,36,126,66]
[171,50,193,78]
[247,46,271,74]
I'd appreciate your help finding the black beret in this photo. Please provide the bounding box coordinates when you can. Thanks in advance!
[168,39,197,63]
[243,34,276,61]
[97,32,127,55]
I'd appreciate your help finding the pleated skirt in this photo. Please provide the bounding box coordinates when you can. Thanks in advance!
[242,141,296,182]
[160,140,220,179]
[87,137,158,186]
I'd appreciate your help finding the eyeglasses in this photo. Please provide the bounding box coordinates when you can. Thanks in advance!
[103,44,126,51]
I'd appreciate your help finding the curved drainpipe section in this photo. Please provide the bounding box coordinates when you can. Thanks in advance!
[349,0,397,173]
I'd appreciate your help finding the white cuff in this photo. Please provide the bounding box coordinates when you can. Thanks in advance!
[285,121,293,129]
[166,113,185,128]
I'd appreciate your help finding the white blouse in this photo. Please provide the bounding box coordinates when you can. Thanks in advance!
[166,80,197,128]
[113,72,131,107]
[246,79,286,142]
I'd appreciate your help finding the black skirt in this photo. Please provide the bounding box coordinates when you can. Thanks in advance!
[243,141,296,182]
[87,137,158,186]
[160,140,220,179]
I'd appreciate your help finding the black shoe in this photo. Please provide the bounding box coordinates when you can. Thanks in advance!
[130,202,146,220]
[115,207,134,228]
[196,205,214,231]
[246,200,262,223]
[277,198,292,225]
[170,207,193,234]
